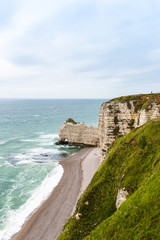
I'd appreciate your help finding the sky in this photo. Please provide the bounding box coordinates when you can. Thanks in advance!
[0,0,160,99]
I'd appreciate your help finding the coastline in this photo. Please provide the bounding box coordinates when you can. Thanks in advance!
[11,147,100,240]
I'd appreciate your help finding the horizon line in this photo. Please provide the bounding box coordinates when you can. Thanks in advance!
[0,98,108,100]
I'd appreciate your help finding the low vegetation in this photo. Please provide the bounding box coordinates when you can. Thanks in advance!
[58,117,160,240]
[66,118,77,124]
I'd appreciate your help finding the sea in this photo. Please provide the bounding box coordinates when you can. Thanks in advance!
[0,99,105,240]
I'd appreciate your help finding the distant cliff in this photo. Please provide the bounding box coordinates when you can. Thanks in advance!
[99,93,160,162]
[56,118,100,147]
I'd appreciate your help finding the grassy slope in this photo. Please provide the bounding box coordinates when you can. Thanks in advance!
[58,117,160,240]
[85,167,160,240]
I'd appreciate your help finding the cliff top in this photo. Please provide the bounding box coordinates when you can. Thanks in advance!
[109,92,160,103]
[102,93,160,112]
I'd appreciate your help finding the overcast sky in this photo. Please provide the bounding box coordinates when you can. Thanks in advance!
[0,0,160,99]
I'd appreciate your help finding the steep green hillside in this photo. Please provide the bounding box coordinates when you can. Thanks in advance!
[58,117,160,240]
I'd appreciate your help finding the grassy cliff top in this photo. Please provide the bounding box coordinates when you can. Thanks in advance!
[108,92,160,104]
[58,117,160,240]
[102,93,160,112]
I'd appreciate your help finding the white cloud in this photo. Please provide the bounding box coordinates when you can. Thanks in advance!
[0,0,160,98]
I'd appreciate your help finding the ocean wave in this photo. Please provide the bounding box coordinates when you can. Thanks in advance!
[30,147,60,154]
[0,140,8,145]
[39,134,58,139]
[19,139,37,142]
[36,133,59,146]
[39,133,58,140]
[0,164,64,240]
[19,133,58,145]
[12,147,64,165]
[16,160,33,165]
[4,162,15,167]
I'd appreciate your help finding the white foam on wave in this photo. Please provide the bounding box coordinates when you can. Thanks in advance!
[14,148,60,161]
[30,147,59,154]
[16,160,33,165]
[20,139,37,142]
[0,163,64,240]
[0,140,8,145]
[19,133,58,146]
[11,144,67,165]
[4,162,14,167]
[39,134,58,139]
[37,134,58,146]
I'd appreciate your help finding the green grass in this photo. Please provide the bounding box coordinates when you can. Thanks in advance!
[58,117,160,240]
[85,167,160,240]
[66,118,77,124]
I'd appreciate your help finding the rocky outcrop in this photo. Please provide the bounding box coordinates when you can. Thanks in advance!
[116,188,128,209]
[56,119,100,147]
[99,94,160,162]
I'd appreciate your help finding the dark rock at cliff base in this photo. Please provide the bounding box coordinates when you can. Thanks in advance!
[55,140,95,148]
[55,140,68,145]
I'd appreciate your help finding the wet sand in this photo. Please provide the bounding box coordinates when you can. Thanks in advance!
[11,147,100,240]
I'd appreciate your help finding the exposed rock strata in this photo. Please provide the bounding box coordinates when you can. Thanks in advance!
[56,94,160,163]
[56,120,100,147]
[99,95,160,162]
[116,188,128,209]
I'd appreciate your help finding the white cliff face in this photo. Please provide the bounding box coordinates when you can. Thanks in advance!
[99,100,160,162]
[58,122,100,147]
[57,95,160,162]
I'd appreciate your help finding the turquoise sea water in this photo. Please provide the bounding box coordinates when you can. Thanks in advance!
[0,99,105,239]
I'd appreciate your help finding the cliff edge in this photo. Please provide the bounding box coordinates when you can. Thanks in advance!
[99,93,160,162]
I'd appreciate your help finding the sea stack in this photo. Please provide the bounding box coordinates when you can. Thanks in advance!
[55,118,100,147]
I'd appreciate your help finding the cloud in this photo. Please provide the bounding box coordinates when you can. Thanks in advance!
[0,0,160,98]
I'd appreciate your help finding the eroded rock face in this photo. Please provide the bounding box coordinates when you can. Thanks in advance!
[116,188,128,209]
[56,95,160,162]
[56,121,100,147]
[99,100,160,162]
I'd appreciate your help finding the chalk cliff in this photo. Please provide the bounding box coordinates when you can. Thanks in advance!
[99,94,160,162]
[56,94,160,163]
[56,118,100,147]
